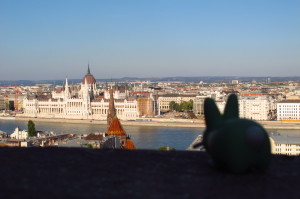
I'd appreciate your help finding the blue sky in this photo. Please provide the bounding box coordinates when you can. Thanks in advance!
[0,0,299,80]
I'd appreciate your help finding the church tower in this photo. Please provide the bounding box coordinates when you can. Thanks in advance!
[107,87,116,128]
[64,76,70,99]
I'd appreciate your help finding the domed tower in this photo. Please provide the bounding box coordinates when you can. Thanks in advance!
[81,64,97,97]
[82,65,96,85]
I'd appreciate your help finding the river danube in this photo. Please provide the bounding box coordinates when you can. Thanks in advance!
[1,120,299,150]
[0,120,202,150]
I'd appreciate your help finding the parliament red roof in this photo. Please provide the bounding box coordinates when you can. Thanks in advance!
[82,73,96,84]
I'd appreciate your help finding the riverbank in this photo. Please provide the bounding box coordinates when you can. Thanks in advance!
[1,116,300,130]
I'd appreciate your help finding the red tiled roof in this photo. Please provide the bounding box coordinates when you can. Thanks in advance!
[85,133,104,141]
[55,89,64,93]
[131,91,149,95]
[279,100,300,103]
[126,98,136,101]
[125,138,136,150]
[82,74,96,84]
[106,117,126,136]
[241,93,263,96]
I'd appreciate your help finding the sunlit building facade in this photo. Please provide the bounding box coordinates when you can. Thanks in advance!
[22,67,140,120]
[277,100,300,121]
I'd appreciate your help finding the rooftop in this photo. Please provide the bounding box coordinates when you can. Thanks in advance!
[159,94,197,97]
[106,117,126,136]
[271,135,300,145]
[85,132,104,141]
[279,100,300,103]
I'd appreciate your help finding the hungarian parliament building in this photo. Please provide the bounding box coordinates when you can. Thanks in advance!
[22,67,157,120]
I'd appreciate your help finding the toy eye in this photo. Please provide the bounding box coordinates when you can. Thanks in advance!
[245,126,265,148]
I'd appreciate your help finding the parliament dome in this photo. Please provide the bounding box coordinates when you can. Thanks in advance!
[82,65,96,84]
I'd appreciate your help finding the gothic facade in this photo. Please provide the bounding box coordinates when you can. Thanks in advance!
[22,67,139,120]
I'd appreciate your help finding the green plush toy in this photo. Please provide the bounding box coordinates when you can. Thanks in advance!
[195,94,271,173]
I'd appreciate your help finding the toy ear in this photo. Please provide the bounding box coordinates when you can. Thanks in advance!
[223,94,239,119]
[204,98,221,131]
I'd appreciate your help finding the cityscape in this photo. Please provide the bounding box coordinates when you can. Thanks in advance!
[1,66,300,155]
[1,0,300,197]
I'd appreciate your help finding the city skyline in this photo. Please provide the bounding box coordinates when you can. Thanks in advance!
[1,0,299,80]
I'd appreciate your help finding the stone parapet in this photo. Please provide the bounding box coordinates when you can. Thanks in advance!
[0,148,300,199]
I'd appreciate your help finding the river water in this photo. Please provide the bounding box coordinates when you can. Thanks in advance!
[1,120,300,150]
[0,120,202,150]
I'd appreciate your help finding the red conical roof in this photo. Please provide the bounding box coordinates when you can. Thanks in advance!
[106,117,126,136]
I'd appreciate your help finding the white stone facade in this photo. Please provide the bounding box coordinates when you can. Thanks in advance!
[22,77,140,121]
[193,96,206,115]
[277,100,300,121]
[239,97,275,121]
[10,127,28,140]
[215,100,226,113]
[270,137,300,156]
[104,88,129,100]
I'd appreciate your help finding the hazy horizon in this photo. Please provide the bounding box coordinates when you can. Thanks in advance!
[1,0,299,80]
[1,75,299,83]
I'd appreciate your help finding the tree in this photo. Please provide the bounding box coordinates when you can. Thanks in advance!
[179,100,193,112]
[157,146,176,151]
[174,103,181,112]
[180,101,188,111]
[27,120,37,137]
[4,101,9,110]
[169,101,177,111]
[187,100,193,111]
[170,100,193,112]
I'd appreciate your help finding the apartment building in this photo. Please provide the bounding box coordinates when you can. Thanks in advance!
[158,94,196,113]
[239,97,275,120]
[270,136,300,156]
[277,100,300,121]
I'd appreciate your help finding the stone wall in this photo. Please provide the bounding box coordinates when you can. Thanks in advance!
[0,148,299,199]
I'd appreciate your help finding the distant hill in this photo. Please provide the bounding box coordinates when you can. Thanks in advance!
[101,76,300,83]
[1,76,299,86]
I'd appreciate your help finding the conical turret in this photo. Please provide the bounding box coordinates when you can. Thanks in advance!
[64,76,70,99]
[106,116,126,136]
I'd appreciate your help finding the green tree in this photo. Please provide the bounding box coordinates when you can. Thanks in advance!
[187,100,193,111]
[169,101,176,111]
[180,101,188,111]
[174,103,181,111]
[179,100,193,112]
[170,100,193,112]
[27,120,37,137]
[4,101,9,110]
[157,146,176,151]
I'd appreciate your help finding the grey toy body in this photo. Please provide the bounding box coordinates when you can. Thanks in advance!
[197,94,271,173]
